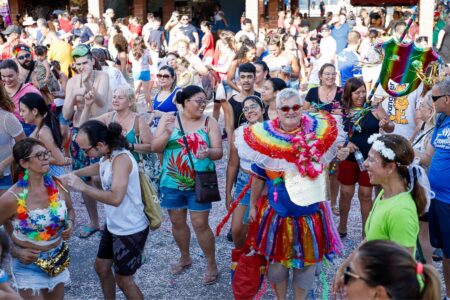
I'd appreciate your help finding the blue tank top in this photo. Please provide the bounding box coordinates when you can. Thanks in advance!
[152,87,180,128]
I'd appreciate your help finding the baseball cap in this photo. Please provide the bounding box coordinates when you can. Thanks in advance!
[2,25,21,35]
[71,44,91,58]
[71,16,80,25]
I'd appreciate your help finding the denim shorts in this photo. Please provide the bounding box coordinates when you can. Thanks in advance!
[55,106,70,126]
[234,170,251,223]
[429,198,450,258]
[0,175,13,190]
[160,187,212,212]
[12,243,70,294]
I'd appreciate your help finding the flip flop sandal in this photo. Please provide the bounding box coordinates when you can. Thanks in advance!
[78,226,100,239]
[170,262,192,275]
[202,273,219,285]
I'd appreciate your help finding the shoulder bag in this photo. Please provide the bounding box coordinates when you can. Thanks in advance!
[177,113,221,203]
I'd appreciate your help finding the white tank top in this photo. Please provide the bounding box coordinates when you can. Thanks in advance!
[99,149,148,235]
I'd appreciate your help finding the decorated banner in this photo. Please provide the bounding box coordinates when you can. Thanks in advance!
[378,38,439,97]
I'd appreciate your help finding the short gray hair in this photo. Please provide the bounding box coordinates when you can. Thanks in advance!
[113,85,135,107]
[435,76,450,95]
[275,88,303,108]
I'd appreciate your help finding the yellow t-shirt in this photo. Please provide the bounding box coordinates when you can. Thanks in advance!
[48,40,73,77]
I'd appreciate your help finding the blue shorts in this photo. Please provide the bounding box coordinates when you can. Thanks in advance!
[429,198,450,258]
[133,70,151,82]
[160,187,212,212]
[222,80,234,99]
[234,170,251,223]
[55,106,70,126]
[0,175,13,190]
[12,243,70,294]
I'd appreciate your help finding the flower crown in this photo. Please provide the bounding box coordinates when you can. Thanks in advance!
[368,133,396,161]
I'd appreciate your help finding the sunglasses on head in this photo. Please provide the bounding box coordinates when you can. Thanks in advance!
[431,94,449,102]
[279,104,302,113]
[17,53,31,60]
[157,74,171,79]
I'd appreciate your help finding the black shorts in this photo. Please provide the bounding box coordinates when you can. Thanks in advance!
[97,226,149,276]
[429,199,450,258]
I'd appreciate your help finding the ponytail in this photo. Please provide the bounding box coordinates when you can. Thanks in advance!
[409,167,428,217]
[420,264,441,300]
[19,93,63,149]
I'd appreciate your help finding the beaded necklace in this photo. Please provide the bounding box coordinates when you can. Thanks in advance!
[16,170,62,241]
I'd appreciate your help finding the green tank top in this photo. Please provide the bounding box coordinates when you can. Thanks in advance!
[111,112,140,162]
[160,118,215,191]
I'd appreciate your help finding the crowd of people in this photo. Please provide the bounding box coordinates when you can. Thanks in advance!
[0,2,449,299]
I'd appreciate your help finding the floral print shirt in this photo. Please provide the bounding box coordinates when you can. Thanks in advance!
[160,125,214,191]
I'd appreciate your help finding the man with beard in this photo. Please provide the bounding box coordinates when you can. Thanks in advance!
[12,44,34,84]
[63,44,110,239]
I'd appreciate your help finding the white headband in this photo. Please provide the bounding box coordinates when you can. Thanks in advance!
[368,133,396,160]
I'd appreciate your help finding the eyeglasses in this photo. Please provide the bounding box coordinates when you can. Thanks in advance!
[81,144,97,154]
[343,266,372,285]
[188,98,209,106]
[278,104,302,113]
[156,74,171,79]
[17,53,31,60]
[26,150,51,161]
[243,103,260,113]
[431,94,449,102]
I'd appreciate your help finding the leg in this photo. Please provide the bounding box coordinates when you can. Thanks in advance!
[329,172,339,209]
[337,184,356,234]
[95,258,116,299]
[419,221,433,264]
[358,185,373,237]
[267,263,289,300]
[292,264,317,300]
[115,275,143,300]
[231,205,249,249]
[19,289,44,300]
[190,211,218,282]
[82,178,100,230]
[142,80,151,107]
[212,101,221,121]
[168,209,192,270]
[42,283,65,300]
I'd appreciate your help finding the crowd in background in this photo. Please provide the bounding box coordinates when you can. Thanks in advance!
[0,2,449,299]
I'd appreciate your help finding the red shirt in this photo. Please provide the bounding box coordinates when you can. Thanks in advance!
[202,32,215,58]
[59,18,72,33]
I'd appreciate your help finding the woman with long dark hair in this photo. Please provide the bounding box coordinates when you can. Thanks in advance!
[19,93,70,177]
[0,138,74,299]
[337,78,393,238]
[63,121,149,300]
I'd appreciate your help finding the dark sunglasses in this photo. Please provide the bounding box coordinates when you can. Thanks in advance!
[343,266,371,285]
[431,94,449,102]
[279,104,302,113]
[17,53,31,60]
[157,74,171,79]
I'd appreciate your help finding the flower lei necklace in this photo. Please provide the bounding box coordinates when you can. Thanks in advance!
[16,170,61,241]
[273,118,324,178]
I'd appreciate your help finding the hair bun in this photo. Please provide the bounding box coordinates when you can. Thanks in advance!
[175,90,185,104]
[107,122,123,136]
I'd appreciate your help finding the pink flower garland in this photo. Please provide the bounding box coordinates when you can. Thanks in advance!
[291,131,324,178]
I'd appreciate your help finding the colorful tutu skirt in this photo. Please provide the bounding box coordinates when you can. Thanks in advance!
[247,197,342,269]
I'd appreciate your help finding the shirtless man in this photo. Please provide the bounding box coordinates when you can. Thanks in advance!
[63,44,110,238]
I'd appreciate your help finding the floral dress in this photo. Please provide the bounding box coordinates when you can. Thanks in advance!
[160,119,215,191]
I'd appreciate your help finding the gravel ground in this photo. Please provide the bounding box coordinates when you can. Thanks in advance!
[64,106,444,299]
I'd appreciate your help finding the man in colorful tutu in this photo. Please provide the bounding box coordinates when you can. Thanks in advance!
[235,88,349,299]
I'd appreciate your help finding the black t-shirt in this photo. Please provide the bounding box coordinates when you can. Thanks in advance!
[305,86,343,113]
[229,91,262,130]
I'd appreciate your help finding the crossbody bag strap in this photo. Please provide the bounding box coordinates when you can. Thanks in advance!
[176,112,196,171]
